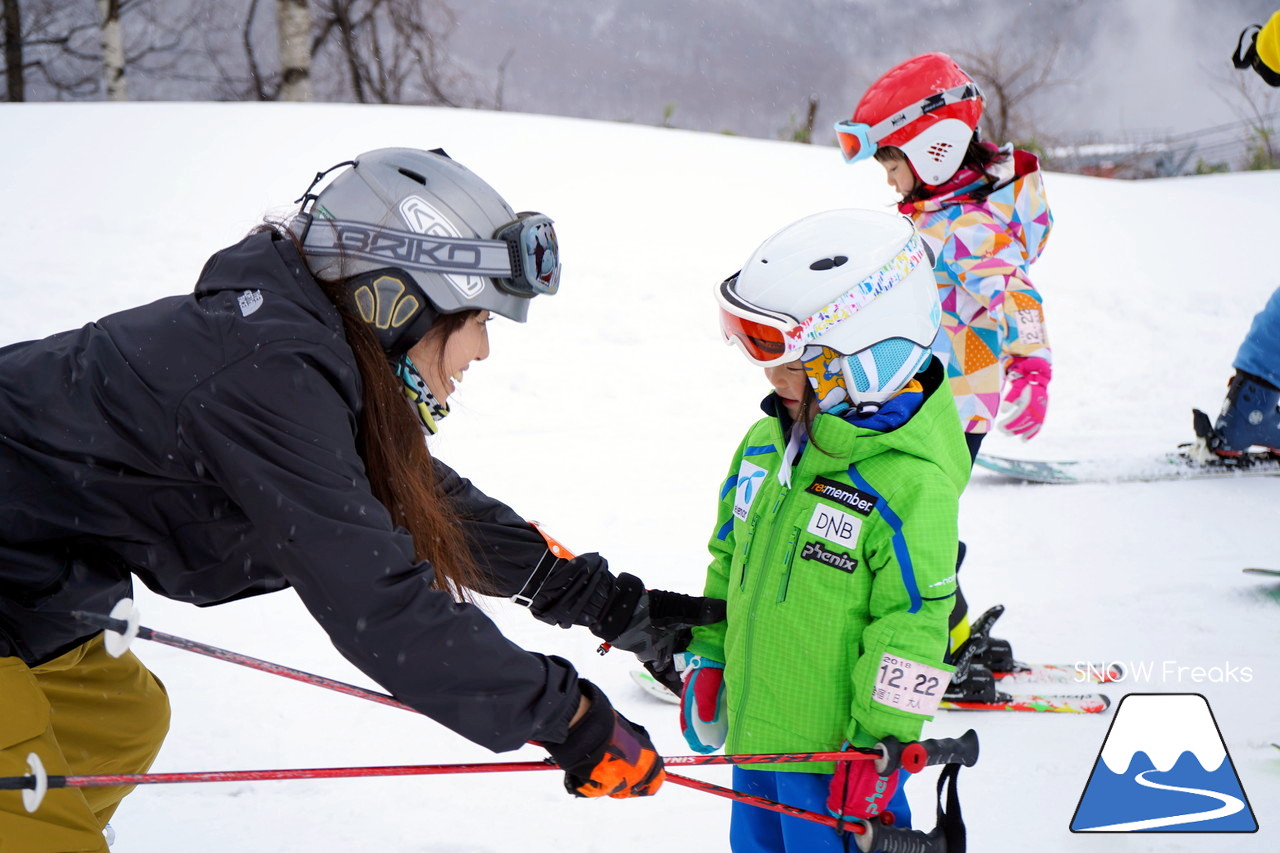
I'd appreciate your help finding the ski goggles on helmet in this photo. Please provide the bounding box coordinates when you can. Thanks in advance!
[494,212,561,296]
[302,212,560,298]
[716,234,929,366]
[834,80,984,164]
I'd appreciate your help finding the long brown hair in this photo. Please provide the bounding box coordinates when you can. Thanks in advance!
[328,301,485,601]
[264,224,484,601]
[795,381,835,457]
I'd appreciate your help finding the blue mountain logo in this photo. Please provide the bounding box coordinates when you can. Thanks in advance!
[1071,693,1256,832]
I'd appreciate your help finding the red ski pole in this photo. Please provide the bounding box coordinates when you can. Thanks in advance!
[665,773,951,853]
[5,736,980,807]
[5,757,948,851]
[71,603,414,713]
[663,772,854,831]
[2,751,887,811]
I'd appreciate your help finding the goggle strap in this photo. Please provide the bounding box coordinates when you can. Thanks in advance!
[782,236,928,347]
[863,81,984,146]
[306,218,515,278]
[1234,24,1261,69]
[719,236,927,362]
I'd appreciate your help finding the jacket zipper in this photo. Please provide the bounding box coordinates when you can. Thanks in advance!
[739,513,759,590]
[737,484,789,716]
[776,526,800,602]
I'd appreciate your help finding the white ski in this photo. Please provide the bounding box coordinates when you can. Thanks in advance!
[630,669,680,704]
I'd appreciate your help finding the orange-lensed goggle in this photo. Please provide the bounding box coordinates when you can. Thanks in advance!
[715,235,929,366]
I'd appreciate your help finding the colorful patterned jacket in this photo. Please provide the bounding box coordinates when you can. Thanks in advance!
[902,149,1053,434]
[686,359,969,771]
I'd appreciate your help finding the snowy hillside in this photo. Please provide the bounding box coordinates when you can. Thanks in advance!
[1,102,1277,852]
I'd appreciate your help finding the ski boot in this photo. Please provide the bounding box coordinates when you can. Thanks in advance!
[1192,371,1280,457]
[951,604,1016,673]
[943,660,1000,704]
[944,605,1015,704]
[967,605,1017,673]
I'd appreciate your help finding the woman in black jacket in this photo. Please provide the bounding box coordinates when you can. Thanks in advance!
[0,148,716,852]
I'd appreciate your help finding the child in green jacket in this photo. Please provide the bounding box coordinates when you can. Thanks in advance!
[679,209,970,852]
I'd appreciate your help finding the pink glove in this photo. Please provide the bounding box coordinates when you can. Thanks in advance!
[678,654,726,754]
[999,356,1052,440]
[828,749,900,821]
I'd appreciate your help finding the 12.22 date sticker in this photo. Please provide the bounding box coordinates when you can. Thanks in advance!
[873,653,950,716]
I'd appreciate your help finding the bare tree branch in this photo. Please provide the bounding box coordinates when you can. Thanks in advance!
[310,0,475,106]
[954,36,1070,144]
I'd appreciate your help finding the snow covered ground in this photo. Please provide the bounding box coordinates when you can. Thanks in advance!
[1,102,1277,852]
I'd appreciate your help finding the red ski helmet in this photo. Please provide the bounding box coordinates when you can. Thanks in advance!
[842,53,984,186]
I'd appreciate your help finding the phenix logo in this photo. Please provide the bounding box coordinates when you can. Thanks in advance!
[799,541,857,573]
[863,774,893,815]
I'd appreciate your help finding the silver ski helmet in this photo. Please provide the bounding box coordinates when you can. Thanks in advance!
[298,148,560,356]
[721,208,941,413]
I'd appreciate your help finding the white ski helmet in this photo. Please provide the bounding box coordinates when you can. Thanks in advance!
[297,148,560,356]
[723,208,941,413]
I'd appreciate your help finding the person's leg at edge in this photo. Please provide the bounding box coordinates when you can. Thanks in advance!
[0,635,170,852]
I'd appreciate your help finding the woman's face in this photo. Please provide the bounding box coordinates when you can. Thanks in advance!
[764,360,810,421]
[407,310,491,404]
[882,157,918,196]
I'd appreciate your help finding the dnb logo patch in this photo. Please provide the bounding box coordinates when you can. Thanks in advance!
[806,504,862,548]
[1070,693,1257,833]
[733,461,768,521]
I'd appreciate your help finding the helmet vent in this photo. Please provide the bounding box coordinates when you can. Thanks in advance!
[809,256,848,271]
[925,141,953,163]
[397,167,428,185]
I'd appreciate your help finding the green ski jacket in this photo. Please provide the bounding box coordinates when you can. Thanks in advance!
[687,360,970,771]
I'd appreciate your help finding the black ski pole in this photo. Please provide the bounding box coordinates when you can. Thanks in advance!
[876,729,979,775]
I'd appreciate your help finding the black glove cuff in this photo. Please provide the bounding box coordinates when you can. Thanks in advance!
[592,572,645,642]
[647,590,727,628]
[542,679,614,771]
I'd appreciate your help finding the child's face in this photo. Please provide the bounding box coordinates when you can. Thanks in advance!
[881,157,918,196]
[764,361,810,420]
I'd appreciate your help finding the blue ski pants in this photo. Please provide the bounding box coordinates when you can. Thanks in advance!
[728,766,911,853]
[1234,286,1280,387]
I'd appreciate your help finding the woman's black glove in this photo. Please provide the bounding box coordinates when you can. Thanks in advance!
[516,552,725,692]
[608,589,726,694]
[540,680,665,798]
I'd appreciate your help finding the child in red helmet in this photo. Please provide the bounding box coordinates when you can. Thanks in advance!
[836,52,1055,698]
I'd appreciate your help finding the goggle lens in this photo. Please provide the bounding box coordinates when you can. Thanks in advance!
[524,218,560,293]
[833,120,874,163]
[495,213,561,296]
[719,308,790,363]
